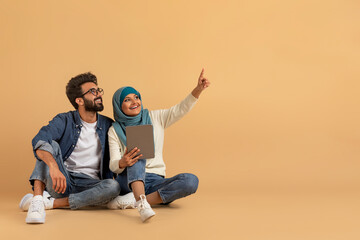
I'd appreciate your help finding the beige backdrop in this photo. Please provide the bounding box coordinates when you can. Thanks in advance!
[1,0,360,239]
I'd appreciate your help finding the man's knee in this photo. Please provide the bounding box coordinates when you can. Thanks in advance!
[182,173,199,194]
[102,179,121,198]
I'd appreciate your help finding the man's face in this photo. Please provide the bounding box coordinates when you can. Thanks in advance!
[80,82,104,112]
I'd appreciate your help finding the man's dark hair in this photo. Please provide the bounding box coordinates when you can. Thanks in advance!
[66,72,98,109]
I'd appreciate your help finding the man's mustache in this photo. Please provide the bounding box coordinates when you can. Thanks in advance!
[94,97,102,102]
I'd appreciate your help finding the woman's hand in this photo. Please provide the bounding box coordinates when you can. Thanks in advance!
[192,68,210,98]
[119,147,143,168]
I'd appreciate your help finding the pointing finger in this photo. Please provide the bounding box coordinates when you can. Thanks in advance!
[198,68,204,80]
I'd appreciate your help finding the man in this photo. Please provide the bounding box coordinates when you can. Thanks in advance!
[19,72,120,224]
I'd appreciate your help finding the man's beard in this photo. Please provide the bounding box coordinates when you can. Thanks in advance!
[84,97,104,112]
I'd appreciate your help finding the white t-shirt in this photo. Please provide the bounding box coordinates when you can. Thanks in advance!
[64,119,102,179]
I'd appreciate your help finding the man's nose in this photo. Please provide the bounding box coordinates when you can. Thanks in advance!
[95,90,102,97]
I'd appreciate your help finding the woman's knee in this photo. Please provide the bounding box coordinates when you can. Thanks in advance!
[127,159,146,174]
[127,160,146,184]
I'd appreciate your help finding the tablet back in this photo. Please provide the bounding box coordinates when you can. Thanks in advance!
[126,125,155,159]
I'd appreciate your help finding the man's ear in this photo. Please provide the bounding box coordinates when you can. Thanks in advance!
[76,97,84,106]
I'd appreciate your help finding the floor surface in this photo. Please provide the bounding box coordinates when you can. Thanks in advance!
[1,189,359,240]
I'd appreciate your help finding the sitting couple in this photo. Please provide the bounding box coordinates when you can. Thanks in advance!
[20,70,210,223]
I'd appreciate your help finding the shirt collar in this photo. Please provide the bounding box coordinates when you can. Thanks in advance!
[74,110,102,129]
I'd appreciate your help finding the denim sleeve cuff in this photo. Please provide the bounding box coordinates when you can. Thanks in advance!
[34,140,54,156]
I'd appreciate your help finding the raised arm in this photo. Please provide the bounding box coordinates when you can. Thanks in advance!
[152,68,211,128]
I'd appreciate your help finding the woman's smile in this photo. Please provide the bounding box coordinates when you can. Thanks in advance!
[122,93,142,116]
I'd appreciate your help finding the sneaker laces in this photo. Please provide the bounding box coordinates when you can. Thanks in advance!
[42,195,54,209]
[31,198,44,213]
[137,195,147,210]
[43,195,51,203]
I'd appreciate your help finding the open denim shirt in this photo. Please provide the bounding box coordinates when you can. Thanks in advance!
[32,110,114,180]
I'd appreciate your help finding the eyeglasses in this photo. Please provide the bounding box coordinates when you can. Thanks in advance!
[80,88,104,97]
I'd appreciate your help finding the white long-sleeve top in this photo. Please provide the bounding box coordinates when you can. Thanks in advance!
[108,93,198,176]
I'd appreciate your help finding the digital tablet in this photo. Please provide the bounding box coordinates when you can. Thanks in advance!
[126,125,155,159]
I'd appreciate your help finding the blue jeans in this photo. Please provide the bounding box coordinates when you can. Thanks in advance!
[29,141,120,209]
[116,159,199,204]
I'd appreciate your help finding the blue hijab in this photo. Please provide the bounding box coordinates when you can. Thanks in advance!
[112,86,152,146]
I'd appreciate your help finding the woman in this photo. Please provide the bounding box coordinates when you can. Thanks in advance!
[107,69,210,222]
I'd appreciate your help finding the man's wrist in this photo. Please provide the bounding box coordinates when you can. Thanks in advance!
[48,162,59,170]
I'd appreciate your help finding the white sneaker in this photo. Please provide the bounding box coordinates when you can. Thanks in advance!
[135,194,155,222]
[107,192,136,209]
[26,195,46,224]
[20,191,54,211]
[19,193,33,211]
[42,191,55,210]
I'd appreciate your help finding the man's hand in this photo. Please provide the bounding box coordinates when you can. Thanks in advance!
[192,68,211,98]
[36,149,67,194]
[119,147,143,168]
[49,167,67,194]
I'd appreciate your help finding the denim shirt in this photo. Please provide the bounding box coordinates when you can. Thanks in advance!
[32,110,114,180]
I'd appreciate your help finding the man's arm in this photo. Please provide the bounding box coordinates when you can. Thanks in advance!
[35,149,67,194]
[32,113,68,151]
[32,113,69,194]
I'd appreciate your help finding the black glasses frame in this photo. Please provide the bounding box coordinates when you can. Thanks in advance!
[80,88,104,97]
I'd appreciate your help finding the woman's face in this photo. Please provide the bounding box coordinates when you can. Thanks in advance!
[121,93,142,116]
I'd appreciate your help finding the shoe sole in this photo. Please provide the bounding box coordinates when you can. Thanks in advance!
[141,213,155,222]
[26,217,45,224]
[122,205,135,210]
[19,193,33,211]
[107,204,135,210]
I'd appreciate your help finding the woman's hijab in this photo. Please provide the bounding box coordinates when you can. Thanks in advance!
[112,86,152,146]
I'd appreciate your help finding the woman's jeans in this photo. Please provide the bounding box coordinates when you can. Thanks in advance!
[116,159,199,204]
[29,141,120,209]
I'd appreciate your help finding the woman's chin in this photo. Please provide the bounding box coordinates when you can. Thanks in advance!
[125,110,141,116]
